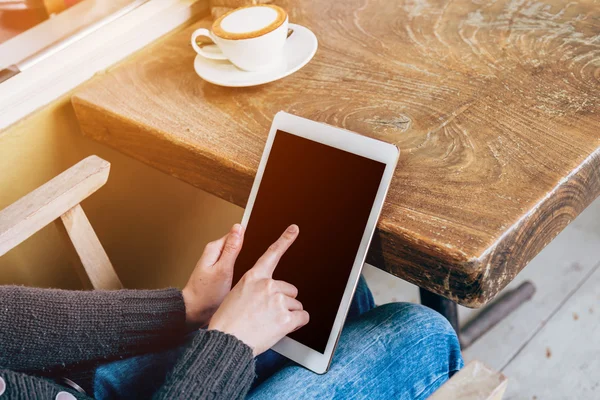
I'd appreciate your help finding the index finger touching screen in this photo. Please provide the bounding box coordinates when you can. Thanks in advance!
[234,130,386,353]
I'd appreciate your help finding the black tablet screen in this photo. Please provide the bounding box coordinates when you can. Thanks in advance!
[233,129,386,353]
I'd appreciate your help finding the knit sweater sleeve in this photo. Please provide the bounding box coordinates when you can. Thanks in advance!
[0,286,186,372]
[0,330,255,400]
[154,329,256,400]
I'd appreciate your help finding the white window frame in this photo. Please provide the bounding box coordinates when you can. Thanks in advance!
[0,0,207,130]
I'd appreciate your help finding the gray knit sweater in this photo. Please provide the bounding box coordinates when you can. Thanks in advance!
[0,286,256,399]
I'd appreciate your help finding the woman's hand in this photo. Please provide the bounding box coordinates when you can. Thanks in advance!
[208,224,310,356]
[182,224,244,330]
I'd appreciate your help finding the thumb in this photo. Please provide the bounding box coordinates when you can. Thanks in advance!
[218,224,244,268]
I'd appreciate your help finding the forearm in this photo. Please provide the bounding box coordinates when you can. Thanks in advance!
[154,330,255,400]
[0,286,186,372]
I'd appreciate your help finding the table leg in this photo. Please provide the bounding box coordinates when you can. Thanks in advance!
[419,288,460,335]
[460,281,536,348]
[419,282,536,349]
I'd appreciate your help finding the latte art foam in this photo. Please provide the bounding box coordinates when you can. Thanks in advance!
[212,5,287,40]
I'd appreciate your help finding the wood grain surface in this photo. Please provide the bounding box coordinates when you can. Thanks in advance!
[71,0,600,307]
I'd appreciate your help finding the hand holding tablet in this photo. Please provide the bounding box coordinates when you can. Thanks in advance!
[208,224,310,356]
[210,112,398,373]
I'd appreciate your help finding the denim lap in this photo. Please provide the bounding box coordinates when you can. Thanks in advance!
[94,346,183,400]
[94,276,462,399]
[248,303,463,399]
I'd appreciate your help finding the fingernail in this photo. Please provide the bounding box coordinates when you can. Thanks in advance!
[286,224,298,234]
[232,224,242,236]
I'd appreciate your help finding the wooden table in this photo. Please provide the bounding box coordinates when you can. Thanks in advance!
[72,0,600,308]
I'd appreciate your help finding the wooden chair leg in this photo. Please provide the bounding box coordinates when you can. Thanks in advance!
[428,360,508,400]
[55,217,94,290]
[56,204,122,290]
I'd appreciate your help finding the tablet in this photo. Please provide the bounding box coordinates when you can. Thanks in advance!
[233,111,399,374]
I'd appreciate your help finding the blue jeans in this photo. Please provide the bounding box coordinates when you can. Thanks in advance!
[94,276,463,399]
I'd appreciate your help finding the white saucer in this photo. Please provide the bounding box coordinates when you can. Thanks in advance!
[194,24,318,87]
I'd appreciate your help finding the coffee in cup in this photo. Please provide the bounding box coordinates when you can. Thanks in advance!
[191,5,288,71]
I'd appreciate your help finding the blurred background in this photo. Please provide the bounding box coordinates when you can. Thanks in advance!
[0,0,146,82]
[1,0,119,43]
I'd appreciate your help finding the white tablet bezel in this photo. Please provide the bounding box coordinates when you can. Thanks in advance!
[241,111,399,374]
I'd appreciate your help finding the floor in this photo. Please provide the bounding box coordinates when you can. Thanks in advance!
[364,198,600,400]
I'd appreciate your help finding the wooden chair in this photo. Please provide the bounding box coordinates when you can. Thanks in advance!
[0,155,122,290]
[430,360,507,400]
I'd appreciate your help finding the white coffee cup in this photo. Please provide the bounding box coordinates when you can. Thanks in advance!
[191,5,288,72]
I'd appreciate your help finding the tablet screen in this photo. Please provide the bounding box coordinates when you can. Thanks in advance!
[234,129,386,353]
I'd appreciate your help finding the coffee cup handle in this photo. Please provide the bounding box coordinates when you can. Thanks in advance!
[191,28,228,60]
